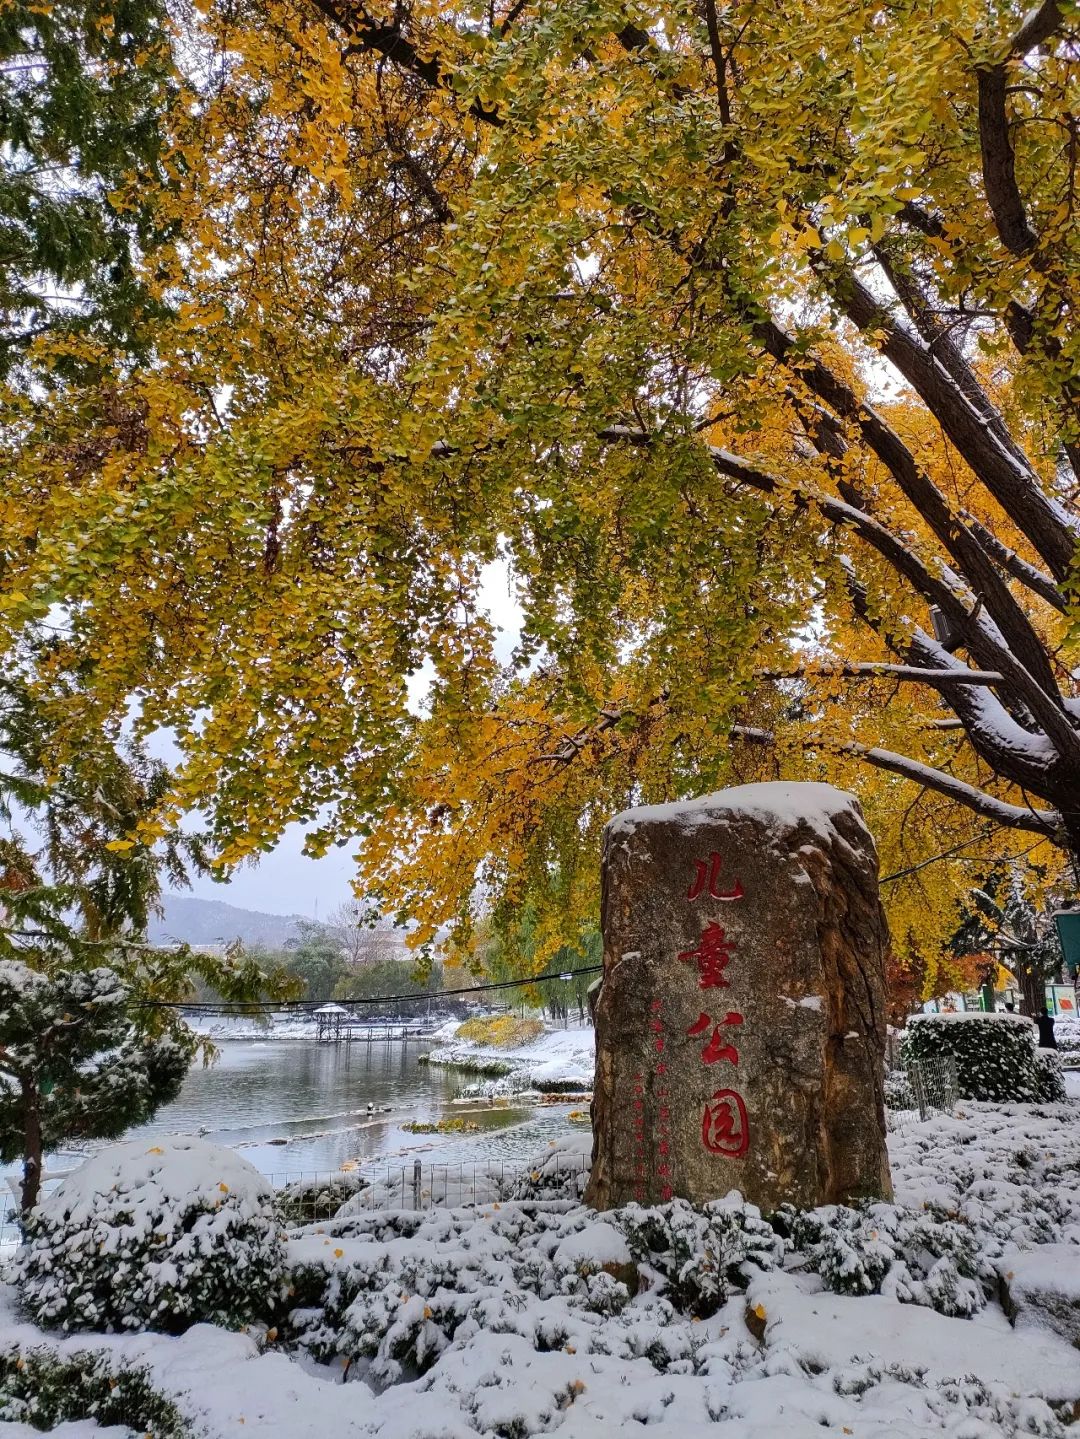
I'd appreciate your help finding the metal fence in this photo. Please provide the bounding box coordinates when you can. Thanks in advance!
[273,1154,591,1222]
[887,1055,959,1130]
[0,1156,591,1245]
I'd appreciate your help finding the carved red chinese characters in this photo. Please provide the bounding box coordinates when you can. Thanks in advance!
[585,783,893,1213]
[701,1090,749,1157]
[677,922,735,990]
[687,851,745,902]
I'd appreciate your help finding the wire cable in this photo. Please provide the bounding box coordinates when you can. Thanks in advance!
[135,964,604,1013]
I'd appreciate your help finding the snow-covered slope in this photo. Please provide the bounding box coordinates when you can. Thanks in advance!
[423,1024,595,1091]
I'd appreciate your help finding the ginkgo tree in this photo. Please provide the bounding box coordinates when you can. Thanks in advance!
[2,0,1080,989]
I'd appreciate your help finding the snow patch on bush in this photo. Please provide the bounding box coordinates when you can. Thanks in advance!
[13,1137,287,1333]
[904,1011,1049,1102]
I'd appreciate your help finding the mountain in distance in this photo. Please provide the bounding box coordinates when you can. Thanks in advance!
[148,895,312,950]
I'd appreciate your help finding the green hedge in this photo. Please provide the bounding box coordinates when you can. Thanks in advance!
[0,1345,190,1435]
[902,1013,1062,1103]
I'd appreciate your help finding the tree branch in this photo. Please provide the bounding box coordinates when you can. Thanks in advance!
[832,268,1078,578]
[309,0,504,125]
[757,663,1007,685]
[758,316,1062,693]
[959,511,1066,612]
[731,725,1062,836]
[977,63,1038,255]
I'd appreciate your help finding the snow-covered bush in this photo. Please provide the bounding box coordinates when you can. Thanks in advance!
[883,1069,915,1110]
[1032,1048,1067,1101]
[618,1195,782,1317]
[902,1012,1044,1102]
[0,1344,188,1435]
[14,1137,287,1333]
[787,1202,987,1317]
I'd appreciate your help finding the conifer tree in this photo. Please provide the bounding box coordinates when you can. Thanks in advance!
[0,0,174,380]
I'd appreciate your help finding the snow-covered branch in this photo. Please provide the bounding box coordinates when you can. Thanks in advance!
[757,663,1007,685]
[731,724,1062,837]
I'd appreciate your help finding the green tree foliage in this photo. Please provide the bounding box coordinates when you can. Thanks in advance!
[0,961,192,1213]
[330,957,443,1003]
[0,673,294,1209]
[281,920,350,1001]
[0,0,174,380]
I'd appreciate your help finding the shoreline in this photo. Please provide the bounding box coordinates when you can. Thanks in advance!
[421,1021,595,1096]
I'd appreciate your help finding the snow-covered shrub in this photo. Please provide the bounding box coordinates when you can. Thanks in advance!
[1032,1048,1067,1102]
[1056,1016,1080,1054]
[788,1202,987,1317]
[618,1195,782,1317]
[902,1012,1044,1102]
[0,1343,189,1435]
[14,1137,287,1333]
[883,1069,915,1110]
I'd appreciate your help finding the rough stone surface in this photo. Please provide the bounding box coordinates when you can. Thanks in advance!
[999,1246,1080,1346]
[585,782,892,1213]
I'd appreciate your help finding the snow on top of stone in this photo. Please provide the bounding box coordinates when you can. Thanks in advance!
[40,1135,273,1228]
[607,782,862,839]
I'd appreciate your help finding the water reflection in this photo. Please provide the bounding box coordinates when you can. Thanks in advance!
[110,1039,540,1177]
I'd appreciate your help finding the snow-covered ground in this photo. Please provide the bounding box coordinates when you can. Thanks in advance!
[4,1098,1080,1436]
[423,1023,594,1094]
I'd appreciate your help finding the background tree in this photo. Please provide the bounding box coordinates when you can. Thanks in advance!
[0,671,293,1209]
[330,957,443,1006]
[964,884,1065,1017]
[0,0,175,382]
[325,899,411,967]
[280,920,350,1001]
[3,0,1080,992]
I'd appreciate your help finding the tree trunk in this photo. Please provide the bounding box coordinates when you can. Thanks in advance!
[21,1079,42,1215]
[1017,962,1043,1018]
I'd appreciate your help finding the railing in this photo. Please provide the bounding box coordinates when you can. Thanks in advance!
[273,1154,591,1221]
[886,1055,960,1130]
[0,1155,591,1246]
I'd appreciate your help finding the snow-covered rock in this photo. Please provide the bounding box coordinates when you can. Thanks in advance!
[999,1243,1080,1344]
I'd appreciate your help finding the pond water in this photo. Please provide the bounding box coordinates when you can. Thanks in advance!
[54,1040,577,1183]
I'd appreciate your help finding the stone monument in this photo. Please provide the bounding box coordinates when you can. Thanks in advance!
[584,782,892,1213]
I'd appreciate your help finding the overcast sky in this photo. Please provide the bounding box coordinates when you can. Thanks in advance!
[170,558,524,916]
